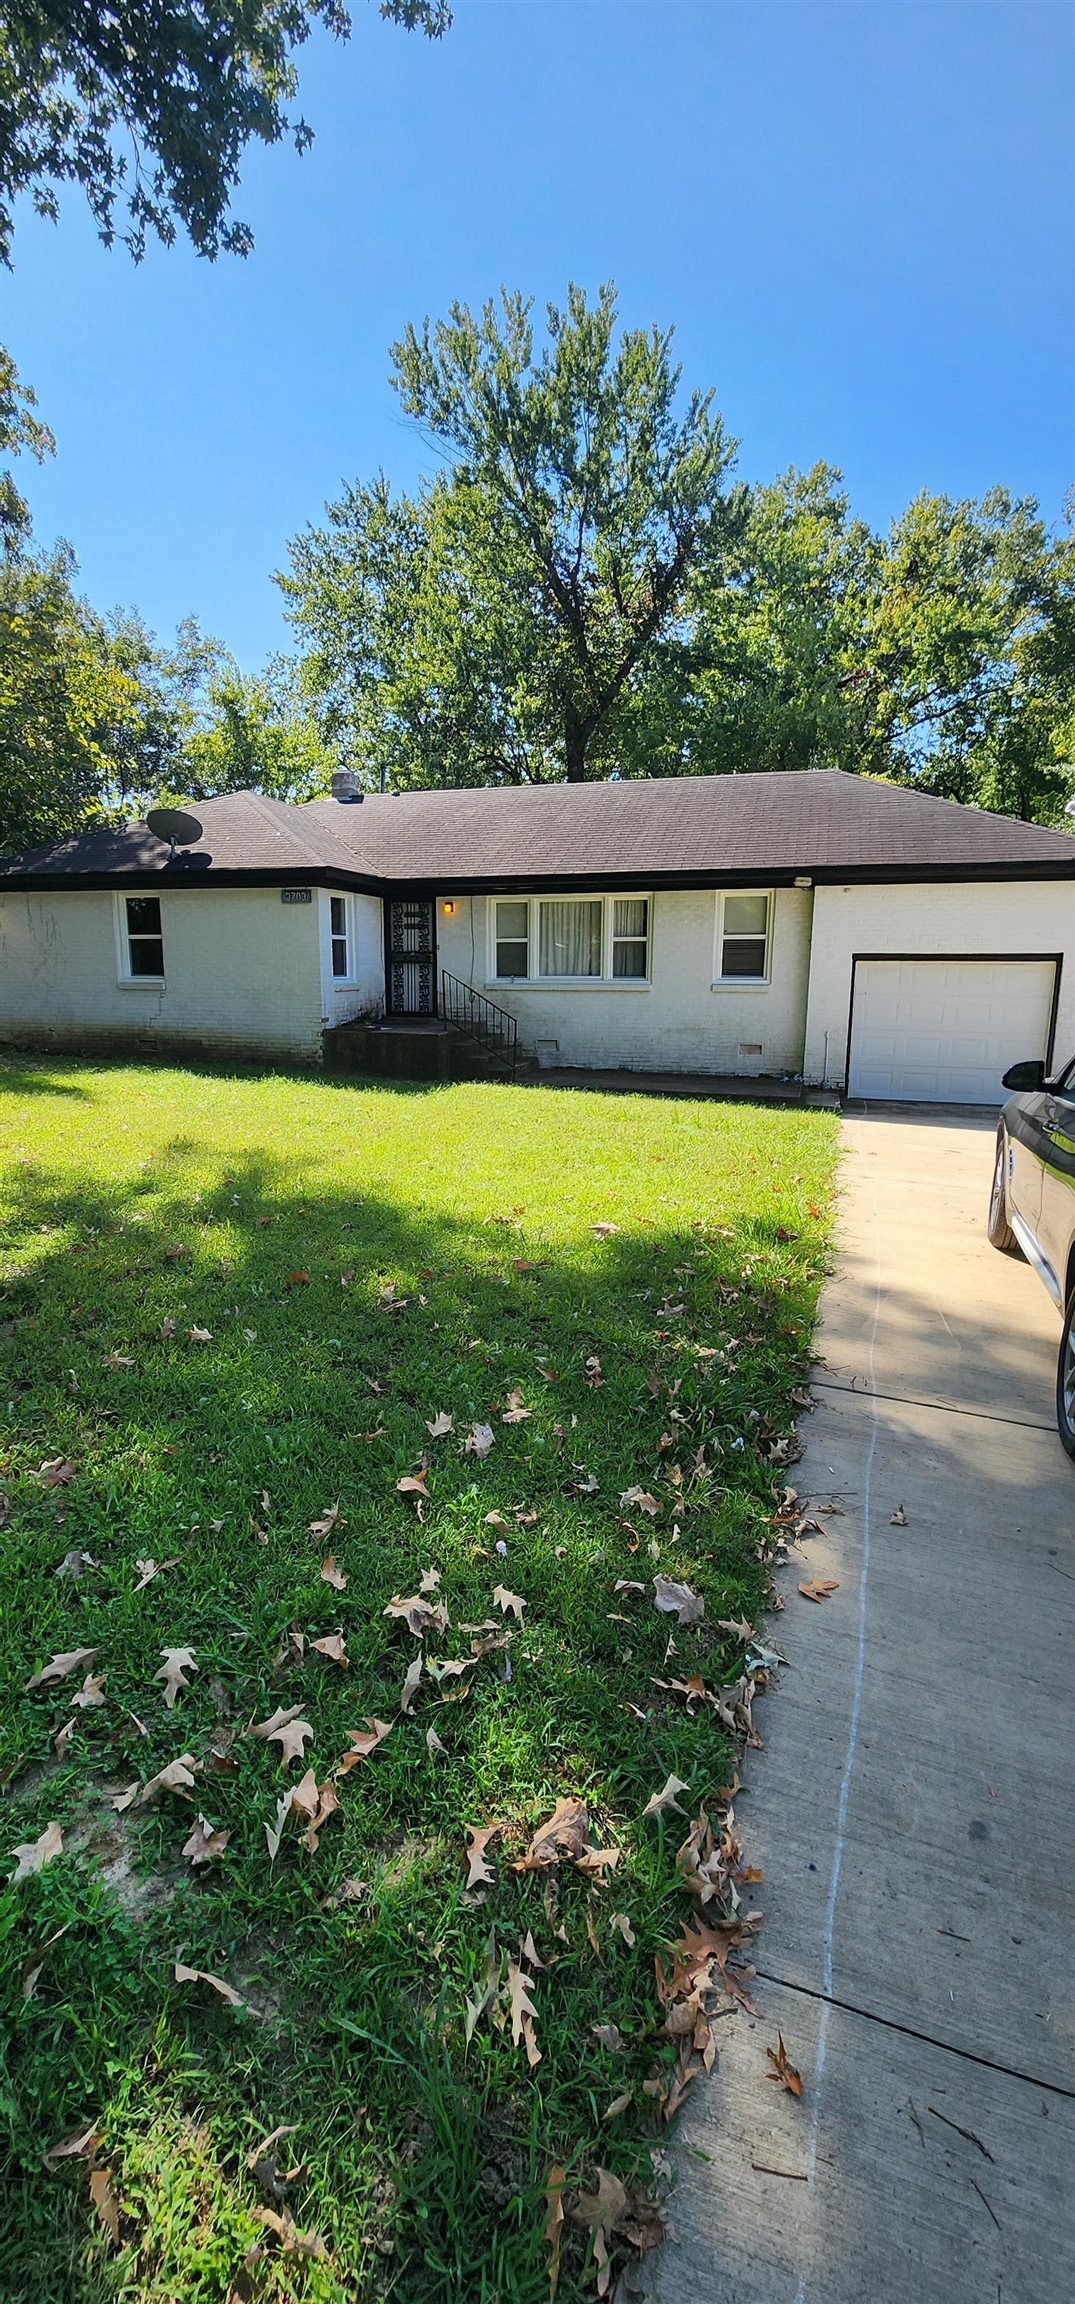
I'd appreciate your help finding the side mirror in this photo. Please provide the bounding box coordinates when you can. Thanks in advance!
[1001,1059,1046,1092]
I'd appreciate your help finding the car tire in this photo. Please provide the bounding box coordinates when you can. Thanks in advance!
[987,1131,1022,1255]
[1057,1293,1075,1465]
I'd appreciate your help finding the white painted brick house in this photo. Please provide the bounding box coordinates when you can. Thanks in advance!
[1,772,1073,1103]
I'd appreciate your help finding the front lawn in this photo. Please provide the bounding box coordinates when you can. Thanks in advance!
[0,1061,837,2303]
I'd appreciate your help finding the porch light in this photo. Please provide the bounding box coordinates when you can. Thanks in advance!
[442,900,456,915]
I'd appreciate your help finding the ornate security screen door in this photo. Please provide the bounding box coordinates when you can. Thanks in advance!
[387,899,436,1015]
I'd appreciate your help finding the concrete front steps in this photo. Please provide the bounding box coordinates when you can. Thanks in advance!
[322,1017,525,1083]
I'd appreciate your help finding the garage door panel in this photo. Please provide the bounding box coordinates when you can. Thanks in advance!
[848,959,1055,1103]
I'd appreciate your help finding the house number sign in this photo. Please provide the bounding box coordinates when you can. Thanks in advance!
[281,888,312,903]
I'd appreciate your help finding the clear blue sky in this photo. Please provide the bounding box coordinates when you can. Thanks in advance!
[1,0,1071,668]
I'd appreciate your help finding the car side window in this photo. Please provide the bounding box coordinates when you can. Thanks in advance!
[1052,1055,1075,1097]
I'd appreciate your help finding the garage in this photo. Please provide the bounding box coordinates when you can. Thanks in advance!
[847,956,1058,1104]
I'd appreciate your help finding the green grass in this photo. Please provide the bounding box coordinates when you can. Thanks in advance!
[0,1059,838,2303]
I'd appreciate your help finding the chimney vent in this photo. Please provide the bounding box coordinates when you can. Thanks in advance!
[331,769,362,803]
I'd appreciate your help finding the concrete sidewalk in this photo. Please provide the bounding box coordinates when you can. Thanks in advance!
[645,1112,1075,2304]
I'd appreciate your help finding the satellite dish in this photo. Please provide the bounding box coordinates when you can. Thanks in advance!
[146,806,204,864]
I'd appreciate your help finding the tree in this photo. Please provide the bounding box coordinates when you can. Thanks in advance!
[0,0,449,265]
[0,345,53,550]
[175,656,337,800]
[282,284,744,784]
[0,545,154,849]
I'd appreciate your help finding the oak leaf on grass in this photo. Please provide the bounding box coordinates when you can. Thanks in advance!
[464,1822,502,1889]
[154,1647,197,1708]
[643,1774,689,1819]
[25,1646,97,1691]
[425,1410,453,1438]
[384,1593,448,1638]
[310,1632,348,1667]
[11,1820,63,1882]
[89,2166,120,2243]
[173,1962,243,2009]
[492,1585,525,1621]
[507,1955,542,2068]
[181,1816,230,1867]
[336,1718,392,1771]
[320,1555,348,1591]
[69,1672,107,1709]
[653,1575,705,1625]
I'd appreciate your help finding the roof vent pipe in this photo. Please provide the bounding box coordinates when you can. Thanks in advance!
[331,769,363,803]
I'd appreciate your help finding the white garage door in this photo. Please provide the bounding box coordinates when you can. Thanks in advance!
[848,957,1056,1104]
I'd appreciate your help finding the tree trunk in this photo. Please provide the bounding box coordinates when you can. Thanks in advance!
[564,713,588,781]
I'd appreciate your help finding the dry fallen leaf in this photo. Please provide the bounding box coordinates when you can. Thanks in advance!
[43,2122,100,2171]
[310,1632,348,1668]
[69,1672,107,1709]
[425,1725,447,1759]
[590,1222,621,1239]
[336,1718,393,1771]
[400,1654,423,1714]
[267,1717,314,1767]
[247,1703,305,1742]
[609,1912,636,1948]
[653,1575,705,1625]
[798,1578,839,1603]
[181,1816,230,1867]
[25,1646,98,1691]
[546,2164,565,2304]
[384,1593,448,1638]
[767,2033,803,2096]
[320,1555,348,1591]
[426,1410,454,1438]
[173,1962,243,2008]
[419,1565,442,1593]
[465,1422,495,1458]
[464,1823,502,1889]
[186,1325,212,1344]
[501,1389,531,1423]
[55,1548,97,1580]
[134,1556,179,1591]
[89,2165,120,2243]
[309,1502,345,1538]
[643,1774,689,1819]
[11,1821,63,1883]
[513,1796,591,1872]
[492,1584,526,1621]
[507,1955,542,2068]
[154,1646,197,1708]
[622,1487,660,1515]
[113,1754,199,1812]
[890,1504,908,1526]
[38,1457,77,1486]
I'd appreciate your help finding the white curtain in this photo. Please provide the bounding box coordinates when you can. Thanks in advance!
[539,900,602,977]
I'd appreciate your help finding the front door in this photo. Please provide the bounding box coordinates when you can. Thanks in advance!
[387,899,437,1016]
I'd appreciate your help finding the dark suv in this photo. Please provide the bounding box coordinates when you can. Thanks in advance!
[988,1053,1075,1460]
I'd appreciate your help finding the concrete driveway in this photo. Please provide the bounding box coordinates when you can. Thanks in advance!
[645,1112,1075,2304]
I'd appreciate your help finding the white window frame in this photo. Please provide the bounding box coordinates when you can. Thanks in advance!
[328,891,356,985]
[713,889,773,987]
[487,893,652,989]
[114,891,165,986]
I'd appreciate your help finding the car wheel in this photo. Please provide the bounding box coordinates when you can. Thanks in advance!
[987,1131,1021,1255]
[1057,1294,1075,1465]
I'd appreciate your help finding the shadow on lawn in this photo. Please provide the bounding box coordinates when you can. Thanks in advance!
[0,1062,93,1099]
[0,1140,827,2304]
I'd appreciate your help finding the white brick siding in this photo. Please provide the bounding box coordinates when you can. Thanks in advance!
[0,887,327,1062]
[435,887,813,1076]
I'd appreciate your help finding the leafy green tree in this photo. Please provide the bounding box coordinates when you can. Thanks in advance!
[175,656,337,801]
[0,1,449,264]
[282,284,744,784]
[0,546,153,849]
[0,346,53,551]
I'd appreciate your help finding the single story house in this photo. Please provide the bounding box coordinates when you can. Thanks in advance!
[1,769,1073,1102]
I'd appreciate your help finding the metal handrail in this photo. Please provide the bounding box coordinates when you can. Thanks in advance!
[440,971,520,1077]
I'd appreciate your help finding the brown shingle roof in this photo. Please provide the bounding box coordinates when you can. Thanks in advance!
[2,771,1073,888]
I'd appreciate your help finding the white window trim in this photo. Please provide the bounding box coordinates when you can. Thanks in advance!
[712,889,773,988]
[487,893,653,989]
[113,890,165,987]
[328,890,361,988]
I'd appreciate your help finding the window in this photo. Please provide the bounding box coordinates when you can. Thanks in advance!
[539,899,602,978]
[612,898,649,978]
[491,895,651,984]
[124,895,164,978]
[718,891,770,980]
[330,895,349,978]
[495,899,529,979]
